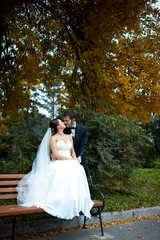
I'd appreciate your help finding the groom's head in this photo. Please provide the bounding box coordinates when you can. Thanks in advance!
[63,110,76,128]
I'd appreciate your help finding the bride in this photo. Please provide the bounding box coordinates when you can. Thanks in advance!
[17,118,93,219]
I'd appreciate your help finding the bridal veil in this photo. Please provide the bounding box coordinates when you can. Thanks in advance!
[17,128,52,207]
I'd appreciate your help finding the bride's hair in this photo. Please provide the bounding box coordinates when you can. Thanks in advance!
[49,118,59,134]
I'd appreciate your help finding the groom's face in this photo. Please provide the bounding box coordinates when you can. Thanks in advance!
[63,116,75,128]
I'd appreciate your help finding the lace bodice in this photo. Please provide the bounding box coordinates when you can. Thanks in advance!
[56,140,72,158]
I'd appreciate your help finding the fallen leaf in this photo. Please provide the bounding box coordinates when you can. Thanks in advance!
[1,216,159,240]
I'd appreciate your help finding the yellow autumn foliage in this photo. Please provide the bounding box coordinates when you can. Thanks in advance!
[0,0,159,122]
[0,123,8,133]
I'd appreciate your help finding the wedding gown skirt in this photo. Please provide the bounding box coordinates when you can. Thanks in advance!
[17,140,93,219]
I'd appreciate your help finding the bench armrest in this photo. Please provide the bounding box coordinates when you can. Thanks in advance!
[87,172,105,216]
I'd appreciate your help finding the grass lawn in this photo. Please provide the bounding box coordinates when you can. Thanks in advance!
[103,167,160,212]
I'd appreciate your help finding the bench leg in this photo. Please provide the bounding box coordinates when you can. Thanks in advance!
[22,215,26,240]
[98,208,104,236]
[11,216,16,240]
[83,216,87,228]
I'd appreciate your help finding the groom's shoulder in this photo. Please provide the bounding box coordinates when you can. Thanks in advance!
[77,123,87,131]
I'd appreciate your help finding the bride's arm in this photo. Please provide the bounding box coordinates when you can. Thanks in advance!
[50,136,77,161]
[70,136,81,163]
[70,136,76,158]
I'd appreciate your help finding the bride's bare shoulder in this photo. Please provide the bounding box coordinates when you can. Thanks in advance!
[50,134,58,142]
[68,134,73,141]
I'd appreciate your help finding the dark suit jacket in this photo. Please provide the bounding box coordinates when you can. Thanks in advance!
[64,123,88,173]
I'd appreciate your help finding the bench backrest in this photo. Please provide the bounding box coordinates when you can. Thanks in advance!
[0,174,104,212]
[0,174,26,200]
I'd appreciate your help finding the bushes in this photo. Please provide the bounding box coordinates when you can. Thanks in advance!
[86,114,140,187]
[75,105,155,188]
[142,115,160,168]
[0,112,49,174]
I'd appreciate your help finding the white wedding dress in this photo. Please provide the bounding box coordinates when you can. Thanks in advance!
[17,137,93,220]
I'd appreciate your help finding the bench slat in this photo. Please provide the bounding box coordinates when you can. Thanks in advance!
[0,205,45,217]
[0,174,26,179]
[0,180,21,186]
[0,201,103,217]
[0,187,17,193]
[0,194,18,200]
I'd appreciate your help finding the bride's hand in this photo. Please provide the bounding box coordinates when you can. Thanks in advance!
[51,153,58,162]
[72,157,81,163]
[77,156,81,164]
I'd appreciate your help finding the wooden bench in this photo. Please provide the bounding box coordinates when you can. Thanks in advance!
[0,174,105,239]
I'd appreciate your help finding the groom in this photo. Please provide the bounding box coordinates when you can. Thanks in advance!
[63,110,88,175]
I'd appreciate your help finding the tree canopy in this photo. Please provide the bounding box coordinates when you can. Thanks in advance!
[0,0,160,123]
